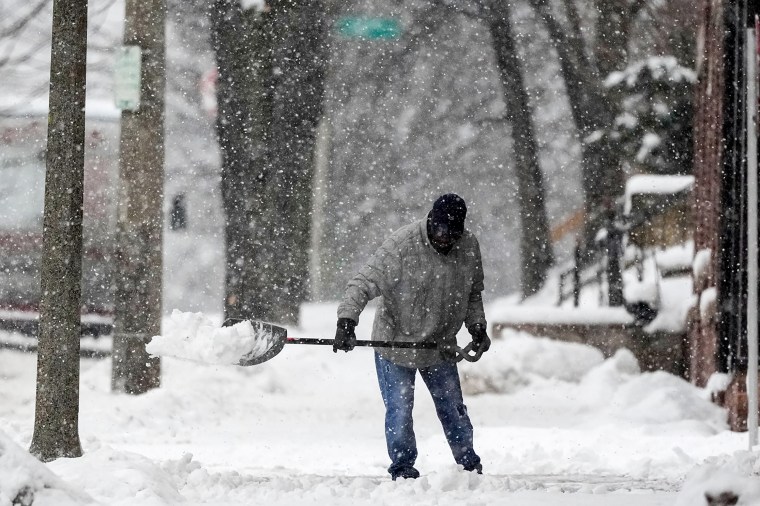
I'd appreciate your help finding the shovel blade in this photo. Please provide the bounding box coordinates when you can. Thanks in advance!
[225,318,289,366]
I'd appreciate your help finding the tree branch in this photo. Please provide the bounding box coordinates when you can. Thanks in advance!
[0,0,49,39]
[530,0,596,78]
[431,0,486,21]
[627,0,648,19]
[561,0,593,72]
[527,0,611,135]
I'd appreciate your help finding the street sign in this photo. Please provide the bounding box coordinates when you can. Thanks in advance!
[114,46,141,111]
[336,17,402,40]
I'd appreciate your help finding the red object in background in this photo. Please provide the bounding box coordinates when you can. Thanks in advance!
[199,68,218,119]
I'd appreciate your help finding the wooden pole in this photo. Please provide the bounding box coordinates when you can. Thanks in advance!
[111,0,165,394]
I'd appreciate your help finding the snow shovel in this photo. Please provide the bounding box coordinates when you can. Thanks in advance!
[224,319,485,366]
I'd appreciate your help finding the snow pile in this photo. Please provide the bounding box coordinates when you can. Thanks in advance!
[49,445,184,505]
[606,370,726,430]
[576,348,642,405]
[655,241,694,274]
[460,332,604,394]
[462,338,727,433]
[146,310,265,365]
[577,349,726,431]
[0,430,90,506]
[623,254,661,307]
[675,454,760,506]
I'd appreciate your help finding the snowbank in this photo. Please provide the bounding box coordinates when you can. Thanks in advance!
[0,430,90,506]
[462,338,726,434]
[675,454,760,506]
[49,445,183,505]
[604,368,725,430]
[459,332,605,394]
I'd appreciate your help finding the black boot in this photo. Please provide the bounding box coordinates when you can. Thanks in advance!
[391,467,420,480]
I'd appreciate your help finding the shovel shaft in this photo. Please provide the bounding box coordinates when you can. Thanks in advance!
[286,337,436,349]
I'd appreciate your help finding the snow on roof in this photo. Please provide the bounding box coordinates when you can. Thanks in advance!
[624,174,695,214]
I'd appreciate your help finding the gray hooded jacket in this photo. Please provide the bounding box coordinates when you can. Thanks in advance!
[337,218,487,368]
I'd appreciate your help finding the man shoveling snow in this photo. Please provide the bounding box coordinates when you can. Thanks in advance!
[145,194,492,482]
[334,193,491,480]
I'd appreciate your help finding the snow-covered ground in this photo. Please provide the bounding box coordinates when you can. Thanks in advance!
[1,302,759,505]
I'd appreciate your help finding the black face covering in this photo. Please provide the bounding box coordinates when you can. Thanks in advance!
[427,217,462,254]
[427,194,467,255]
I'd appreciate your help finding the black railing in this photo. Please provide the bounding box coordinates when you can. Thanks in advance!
[556,206,665,328]
[557,243,604,307]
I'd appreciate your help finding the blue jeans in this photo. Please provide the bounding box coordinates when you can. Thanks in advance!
[374,353,480,476]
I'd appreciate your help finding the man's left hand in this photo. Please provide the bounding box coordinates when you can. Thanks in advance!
[468,323,491,354]
[439,342,459,363]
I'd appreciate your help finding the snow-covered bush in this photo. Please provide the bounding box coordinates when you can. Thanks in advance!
[594,56,695,176]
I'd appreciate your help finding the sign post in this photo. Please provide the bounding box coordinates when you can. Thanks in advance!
[114,45,141,111]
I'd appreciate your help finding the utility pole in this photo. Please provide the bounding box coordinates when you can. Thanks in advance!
[111,0,166,394]
[29,0,88,461]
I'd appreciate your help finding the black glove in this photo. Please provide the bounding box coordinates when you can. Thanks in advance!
[439,342,459,363]
[468,323,491,354]
[333,318,357,353]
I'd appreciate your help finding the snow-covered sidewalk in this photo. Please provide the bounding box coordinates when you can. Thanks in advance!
[0,303,756,505]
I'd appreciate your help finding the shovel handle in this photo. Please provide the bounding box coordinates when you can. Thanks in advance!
[286,337,437,349]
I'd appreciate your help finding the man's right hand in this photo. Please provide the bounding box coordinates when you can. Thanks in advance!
[333,318,357,352]
[468,323,491,354]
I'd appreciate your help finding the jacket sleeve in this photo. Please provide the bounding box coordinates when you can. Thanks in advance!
[337,235,403,323]
[465,236,487,329]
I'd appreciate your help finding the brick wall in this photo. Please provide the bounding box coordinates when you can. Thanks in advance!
[689,0,725,388]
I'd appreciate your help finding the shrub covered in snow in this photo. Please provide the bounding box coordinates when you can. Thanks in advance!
[594,56,695,176]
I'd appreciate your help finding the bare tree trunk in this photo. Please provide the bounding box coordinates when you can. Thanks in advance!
[210,1,272,322]
[265,0,327,324]
[486,0,553,297]
[29,0,87,462]
[527,0,635,255]
[111,0,165,394]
